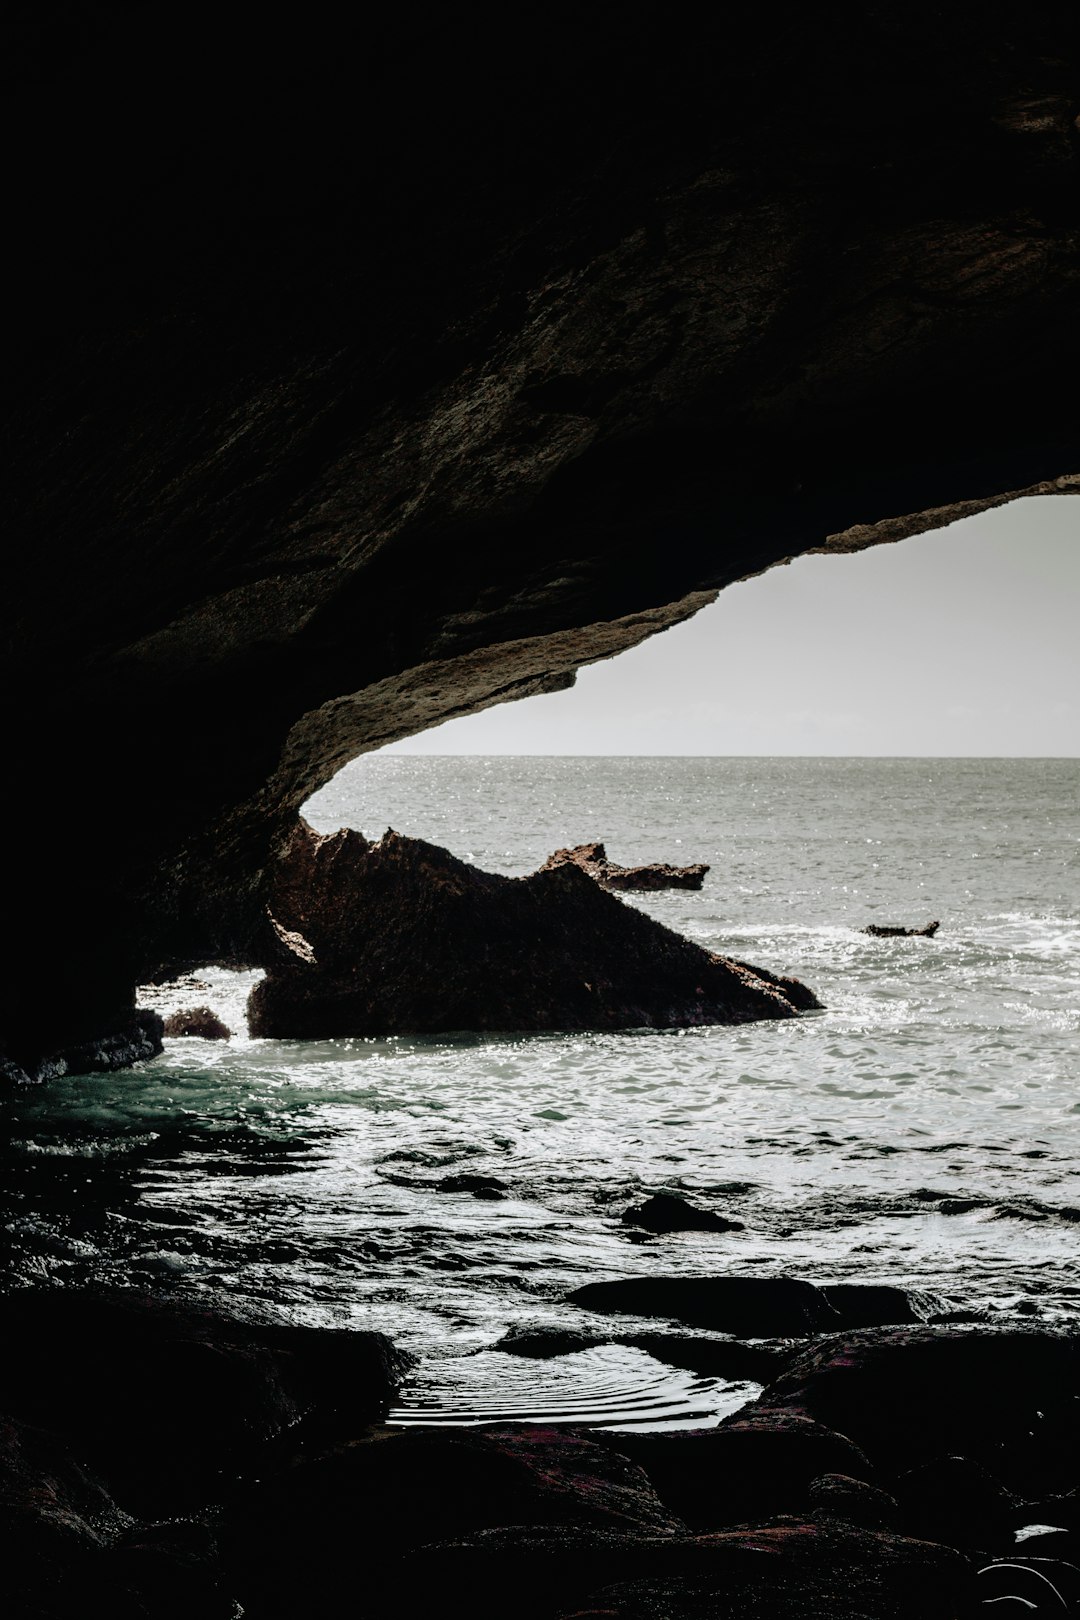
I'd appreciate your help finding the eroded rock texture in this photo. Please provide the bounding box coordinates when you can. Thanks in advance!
[3,8,1078,1072]
[249,820,817,1036]
[541,842,710,890]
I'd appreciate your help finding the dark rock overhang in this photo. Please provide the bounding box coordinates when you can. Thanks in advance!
[1,6,1077,1072]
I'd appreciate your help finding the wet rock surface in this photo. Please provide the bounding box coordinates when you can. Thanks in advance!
[248,822,819,1037]
[5,1288,1077,1618]
[863,921,941,938]
[1,1291,410,1513]
[0,1011,164,1087]
[620,1193,745,1234]
[754,1325,1080,1494]
[568,1275,843,1336]
[540,842,710,891]
[161,1006,232,1040]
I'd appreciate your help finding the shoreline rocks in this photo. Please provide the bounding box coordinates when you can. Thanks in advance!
[248,821,820,1039]
[4,1287,1076,1618]
[540,842,709,891]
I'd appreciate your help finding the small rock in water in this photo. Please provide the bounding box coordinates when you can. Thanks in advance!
[162,1006,232,1040]
[436,1173,509,1199]
[569,1276,841,1336]
[620,1193,744,1234]
[862,920,940,938]
[496,1327,604,1358]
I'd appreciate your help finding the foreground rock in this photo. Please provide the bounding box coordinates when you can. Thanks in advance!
[404,1521,970,1620]
[748,1325,1080,1496]
[2,1292,410,1512]
[225,1424,683,1614]
[248,822,819,1038]
[602,1413,876,1529]
[540,842,710,891]
[1,1414,128,1617]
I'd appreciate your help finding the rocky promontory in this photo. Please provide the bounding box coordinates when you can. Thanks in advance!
[247,821,819,1038]
[540,842,710,891]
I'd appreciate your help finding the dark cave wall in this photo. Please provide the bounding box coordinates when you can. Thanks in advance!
[2,6,1078,1069]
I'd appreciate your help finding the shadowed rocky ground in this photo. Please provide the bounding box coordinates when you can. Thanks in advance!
[3,1290,1076,1617]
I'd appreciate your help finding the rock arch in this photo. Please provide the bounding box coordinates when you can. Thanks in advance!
[2,7,1077,1075]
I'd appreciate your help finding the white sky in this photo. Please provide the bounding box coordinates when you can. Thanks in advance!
[386,496,1079,756]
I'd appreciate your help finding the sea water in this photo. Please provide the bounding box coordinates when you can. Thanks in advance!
[3,757,1077,1428]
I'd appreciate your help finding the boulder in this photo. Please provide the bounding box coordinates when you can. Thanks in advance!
[749,1326,1080,1493]
[248,822,820,1038]
[540,842,709,891]
[1,1292,410,1512]
[806,1472,901,1531]
[624,1334,786,1383]
[568,1275,841,1336]
[0,1414,128,1616]
[496,1327,607,1358]
[893,1454,1018,1552]
[821,1283,949,1328]
[603,1414,875,1529]
[161,1006,232,1040]
[620,1193,744,1234]
[225,1424,683,1613]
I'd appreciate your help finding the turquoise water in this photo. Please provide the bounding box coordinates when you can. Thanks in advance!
[3,758,1078,1426]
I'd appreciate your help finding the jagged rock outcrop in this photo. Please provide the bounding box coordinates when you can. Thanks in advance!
[248,821,818,1037]
[2,10,1078,1072]
[541,842,709,891]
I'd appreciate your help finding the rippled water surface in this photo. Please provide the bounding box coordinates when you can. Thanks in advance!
[3,758,1078,1427]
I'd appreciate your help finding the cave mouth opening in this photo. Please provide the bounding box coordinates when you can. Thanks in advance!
[137,491,1077,1048]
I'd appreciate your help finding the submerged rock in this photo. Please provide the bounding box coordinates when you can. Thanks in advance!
[862,920,940,937]
[248,821,820,1038]
[162,1005,232,1040]
[620,1192,744,1234]
[540,841,709,891]
[568,1275,841,1336]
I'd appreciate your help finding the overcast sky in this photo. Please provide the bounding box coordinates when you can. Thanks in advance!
[386,496,1079,756]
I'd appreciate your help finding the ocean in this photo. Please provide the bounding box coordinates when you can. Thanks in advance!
[3,757,1078,1429]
